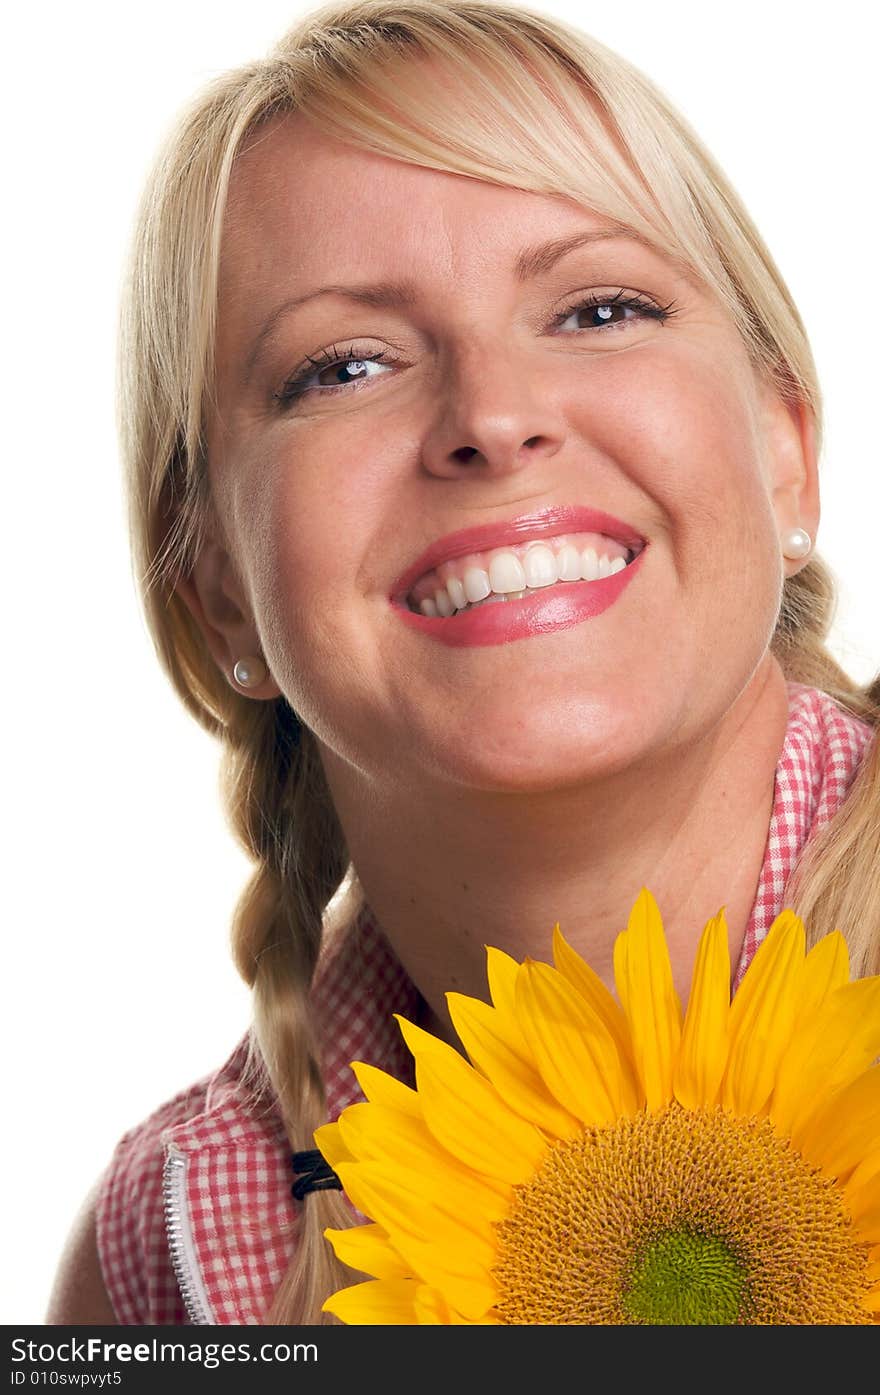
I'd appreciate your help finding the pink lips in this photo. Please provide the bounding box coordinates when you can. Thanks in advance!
[389,504,646,647]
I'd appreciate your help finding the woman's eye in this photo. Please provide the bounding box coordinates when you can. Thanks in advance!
[275,348,392,406]
[555,291,674,334]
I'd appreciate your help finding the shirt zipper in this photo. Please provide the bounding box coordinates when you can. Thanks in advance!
[162,1144,215,1324]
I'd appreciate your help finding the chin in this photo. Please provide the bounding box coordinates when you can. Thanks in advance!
[428,696,649,793]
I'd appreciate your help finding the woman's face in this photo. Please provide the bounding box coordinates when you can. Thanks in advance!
[200,113,816,792]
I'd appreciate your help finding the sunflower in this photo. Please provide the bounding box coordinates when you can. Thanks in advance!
[316,889,880,1324]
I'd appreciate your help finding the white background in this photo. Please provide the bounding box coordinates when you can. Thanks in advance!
[3,0,877,1326]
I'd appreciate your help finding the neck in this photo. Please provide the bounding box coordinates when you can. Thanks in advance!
[319,659,790,1041]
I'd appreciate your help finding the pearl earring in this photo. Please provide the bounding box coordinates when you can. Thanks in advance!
[782,527,812,560]
[233,656,268,689]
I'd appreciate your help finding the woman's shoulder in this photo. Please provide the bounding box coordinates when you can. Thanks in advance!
[94,1030,286,1325]
[97,1033,260,1207]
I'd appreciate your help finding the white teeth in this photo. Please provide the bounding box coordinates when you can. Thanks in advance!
[489,551,527,595]
[411,538,637,615]
[522,544,558,588]
[446,575,468,610]
[580,547,600,581]
[556,543,583,582]
[463,566,491,603]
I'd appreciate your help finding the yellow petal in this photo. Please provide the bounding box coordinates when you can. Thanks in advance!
[771,976,880,1137]
[446,990,582,1139]
[313,1121,355,1170]
[322,1277,419,1324]
[337,1097,468,1173]
[486,945,521,1016]
[333,1163,501,1322]
[336,1097,512,1213]
[516,960,640,1124]
[480,949,561,1082]
[674,907,731,1111]
[796,930,850,1025]
[351,1060,421,1116]
[412,1286,453,1324]
[850,1202,880,1246]
[334,1161,500,1270]
[722,910,805,1117]
[792,1068,880,1182]
[413,1285,467,1324]
[614,888,681,1112]
[552,923,636,1074]
[396,1014,548,1184]
[323,1222,411,1280]
[844,1149,880,1204]
[391,1236,498,1321]
[861,1287,880,1314]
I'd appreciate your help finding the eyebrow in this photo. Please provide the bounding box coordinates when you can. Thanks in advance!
[244,226,657,379]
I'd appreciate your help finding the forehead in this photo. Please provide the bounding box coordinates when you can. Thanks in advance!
[219,113,664,305]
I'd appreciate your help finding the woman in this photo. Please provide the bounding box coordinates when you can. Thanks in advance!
[47,0,879,1326]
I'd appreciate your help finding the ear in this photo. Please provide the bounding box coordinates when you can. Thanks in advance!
[758,383,820,579]
[173,525,281,700]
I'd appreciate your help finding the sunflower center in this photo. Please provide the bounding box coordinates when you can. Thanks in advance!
[491,1104,873,1325]
[622,1228,745,1325]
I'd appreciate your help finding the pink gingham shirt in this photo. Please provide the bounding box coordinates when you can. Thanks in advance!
[95,682,874,1325]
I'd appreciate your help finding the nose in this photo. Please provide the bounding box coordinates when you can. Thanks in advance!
[420,337,566,481]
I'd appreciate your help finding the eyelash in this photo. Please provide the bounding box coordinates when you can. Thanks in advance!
[273,289,679,408]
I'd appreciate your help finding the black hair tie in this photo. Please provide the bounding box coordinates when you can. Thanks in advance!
[290,1148,343,1201]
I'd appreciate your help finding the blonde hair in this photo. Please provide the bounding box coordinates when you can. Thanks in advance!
[119,0,880,1323]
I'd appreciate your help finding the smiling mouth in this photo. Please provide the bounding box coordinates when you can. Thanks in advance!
[406,531,643,616]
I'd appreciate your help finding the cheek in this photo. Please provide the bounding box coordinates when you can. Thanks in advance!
[229,440,394,703]
[235,431,385,594]
[579,348,784,672]
[589,347,779,555]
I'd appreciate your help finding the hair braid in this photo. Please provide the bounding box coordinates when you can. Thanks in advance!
[773,560,880,974]
[221,696,366,1321]
[774,559,878,722]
